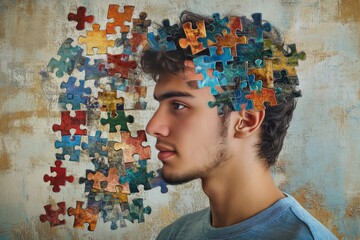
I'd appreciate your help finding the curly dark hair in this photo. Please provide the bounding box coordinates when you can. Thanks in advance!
[141,11,297,168]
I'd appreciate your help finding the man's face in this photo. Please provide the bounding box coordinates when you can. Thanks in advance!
[146,72,231,184]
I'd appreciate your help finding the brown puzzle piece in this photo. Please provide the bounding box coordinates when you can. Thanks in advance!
[107,4,134,34]
[67,201,99,231]
[87,168,130,194]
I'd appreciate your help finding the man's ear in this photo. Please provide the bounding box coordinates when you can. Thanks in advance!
[234,109,265,138]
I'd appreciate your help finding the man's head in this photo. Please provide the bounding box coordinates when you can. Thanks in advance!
[141,11,299,183]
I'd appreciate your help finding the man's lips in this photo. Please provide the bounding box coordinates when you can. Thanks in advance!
[155,144,176,161]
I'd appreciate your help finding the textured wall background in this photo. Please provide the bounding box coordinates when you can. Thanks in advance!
[0,0,359,239]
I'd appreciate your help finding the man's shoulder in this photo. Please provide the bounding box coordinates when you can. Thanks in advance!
[156,208,209,240]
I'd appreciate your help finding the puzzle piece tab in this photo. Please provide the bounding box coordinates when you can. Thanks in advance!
[114,130,151,164]
[40,201,66,227]
[68,201,99,231]
[68,6,94,30]
[100,110,134,133]
[43,160,74,192]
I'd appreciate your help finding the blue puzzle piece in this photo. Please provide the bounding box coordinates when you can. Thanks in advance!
[193,55,220,95]
[59,76,91,110]
[54,135,81,162]
[149,169,168,193]
[79,169,96,192]
[198,13,230,47]
[204,47,233,67]
[241,13,271,43]
[109,76,128,92]
[124,198,151,223]
[213,60,248,87]
[236,39,273,68]
[147,32,176,51]
[233,89,254,111]
[247,74,262,91]
[120,160,154,193]
[77,57,108,81]
[208,91,235,115]
[48,38,83,78]
[81,130,108,157]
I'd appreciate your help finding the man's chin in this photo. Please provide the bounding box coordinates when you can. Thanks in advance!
[160,168,197,185]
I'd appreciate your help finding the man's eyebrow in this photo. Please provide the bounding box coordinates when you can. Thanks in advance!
[154,91,195,101]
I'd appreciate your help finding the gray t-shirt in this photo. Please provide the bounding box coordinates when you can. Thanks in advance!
[156,193,337,240]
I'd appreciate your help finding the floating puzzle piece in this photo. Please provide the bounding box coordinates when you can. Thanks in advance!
[114,130,151,164]
[120,160,154,193]
[100,110,134,133]
[248,58,274,88]
[68,6,94,30]
[147,32,176,51]
[179,21,206,54]
[81,130,108,157]
[149,169,168,193]
[191,55,219,95]
[124,198,151,223]
[247,74,263,91]
[208,91,235,115]
[128,32,147,52]
[107,54,137,77]
[106,4,134,34]
[158,19,180,41]
[79,169,96,193]
[59,76,91,110]
[241,13,271,43]
[68,201,99,231]
[228,16,243,36]
[98,91,124,112]
[77,57,108,81]
[40,202,66,227]
[78,24,115,55]
[43,160,74,192]
[102,202,128,230]
[233,88,254,111]
[283,43,306,66]
[204,46,233,67]
[55,135,81,162]
[132,12,151,33]
[211,30,247,57]
[213,60,248,87]
[48,38,83,78]
[52,110,87,136]
[198,13,229,47]
[87,168,130,193]
[236,39,272,68]
[245,88,277,111]
[109,76,128,92]
[115,32,131,52]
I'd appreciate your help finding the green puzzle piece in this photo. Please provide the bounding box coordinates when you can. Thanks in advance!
[100,110,134,132]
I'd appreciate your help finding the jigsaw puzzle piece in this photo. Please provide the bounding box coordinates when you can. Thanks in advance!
[114,130,151,164]
[149,169,168,193]
[102,202,128,230]
[228,16,243,36]
[48,38,83,78]
[39,201,66,227]
[198,13,229,47]
[211,29,247,56]
[247,74,263,91]
[67,201,99,231]
[78,24,115,55]
[106,4,134,34]
[107,54,137,77]
[87,168,129,193]
[59,76,91,110]
[124,198,151,223]
[100,110,134,133]
[147,32,177,51]
[192,55,220,95]
[81,130,108,157]
[283,43,306,66]
[52,110,87,136]
[43,160,74,192]
[68,6,94,30]
[248,58,274,88]
[77,57,108,81]
[79,169,96,193]
[204,46,233,67]
[208,91,235,115]
[241,13,271,43]
[120,160,154,193]
[213,60,248,87]
[245,88,277,111]
[236,39,272,68]
[233,89,254,111]
[54,135,81,162]
[98,91,124,112]
[179,20,206,54]
[132,11,151,33]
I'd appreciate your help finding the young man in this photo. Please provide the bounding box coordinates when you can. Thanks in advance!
[142,11,336,239]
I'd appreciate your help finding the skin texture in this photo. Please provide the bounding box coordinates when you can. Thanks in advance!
[146,64,285,228]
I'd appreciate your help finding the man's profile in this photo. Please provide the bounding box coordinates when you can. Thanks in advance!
[141,11,336,239]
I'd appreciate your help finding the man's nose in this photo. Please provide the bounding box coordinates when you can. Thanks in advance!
[146,107,170,138]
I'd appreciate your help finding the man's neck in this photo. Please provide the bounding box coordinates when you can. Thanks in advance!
[201,157,285,228]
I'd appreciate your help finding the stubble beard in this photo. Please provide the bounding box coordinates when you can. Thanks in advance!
[161,114,231,185]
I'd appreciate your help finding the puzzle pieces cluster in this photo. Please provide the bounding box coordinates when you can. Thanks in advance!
[41,5,168,231]
[148,13,306,115]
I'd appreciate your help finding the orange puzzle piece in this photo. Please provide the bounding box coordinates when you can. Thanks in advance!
[248,58,274,88]
[67,201,99,231]
[106,4,135,34]
[245,88,277,111]
[87,168,130,193]
[114,130,151,164]
[78,24,115,55]
[210,30,247,56]
[179,21,206,54]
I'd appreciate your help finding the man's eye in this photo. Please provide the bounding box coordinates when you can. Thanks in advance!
[172,102,186,110]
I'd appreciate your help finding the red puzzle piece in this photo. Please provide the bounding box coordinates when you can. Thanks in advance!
[52,111,87,136]
[107,54,137,77]
[43,160,74,192]
[67,201,99,231]
[40,201,66,227]
[87,168,130,194]
[106,4,134,34]
[114,130,151,163]
[68,6,94,30]
[245,88,277,111]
